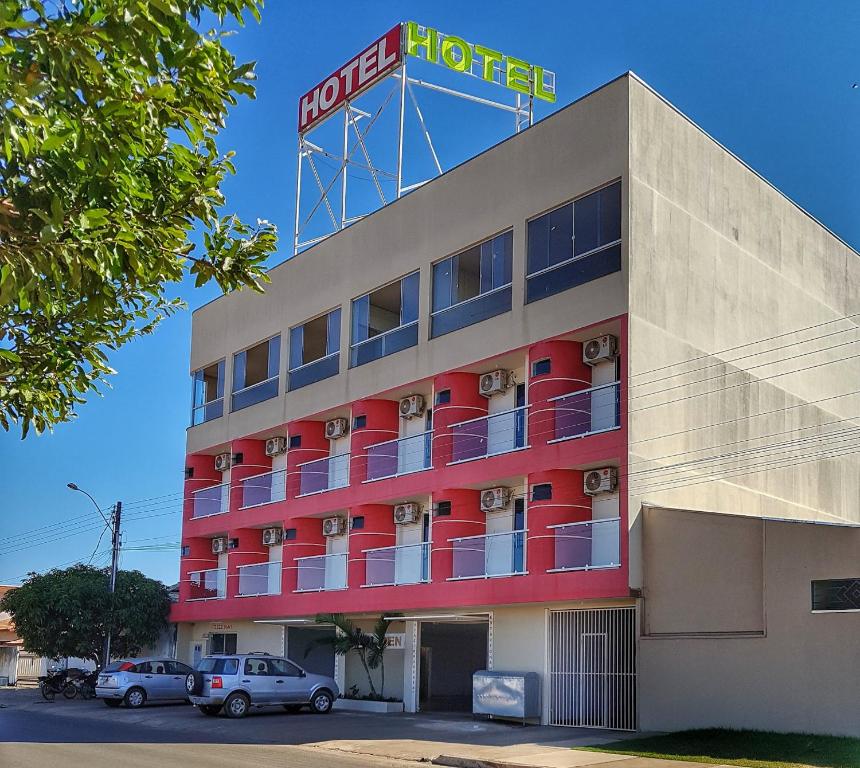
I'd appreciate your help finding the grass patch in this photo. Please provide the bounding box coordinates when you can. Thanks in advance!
[580,728,860,768]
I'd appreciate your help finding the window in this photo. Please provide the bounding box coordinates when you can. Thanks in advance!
[133,662,152,674]
[353,415,367,430]
[209,633,238,655]
[526,181,621,303]
[435,389,451,405]
[532,483,553,501]
[289,309,341,391]
[431,231,513,337]
[289,435,302,449]
[284,528,297,540]
[532,358,551,377]
[435,500,451,517]
[232,336,280,411]
[351,516,365,530]
[180,545,191,558]
[198,656,239,674]
[812,579,860,612]
[191,359,225,425]
[269,658,302,676]
[351,272,419,366]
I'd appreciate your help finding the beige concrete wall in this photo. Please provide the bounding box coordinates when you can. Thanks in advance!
[187,76,631,453]
[639,506,860,737]
[175,620,284,664]
[627,76,860,587]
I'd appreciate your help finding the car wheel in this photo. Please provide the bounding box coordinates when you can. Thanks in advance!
[282,704,304,713]
[124,687,147,709]
[310,689,333,714]
[199,704,221,716]
[103,699,122,708]
[224,692,250,719]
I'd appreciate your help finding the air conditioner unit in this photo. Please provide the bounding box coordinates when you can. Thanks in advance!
[584,467,618,495]
[211,537,227,555]
[393,503,421,525]
[399,394,425,419]
[262,527,283,546]
[480,487,511,512]
[583,334,618,366]
[322,516,345,537]
[479,370,510,397]
[265,437,286,457]
[214,452,231,472]
[325,418,349,440]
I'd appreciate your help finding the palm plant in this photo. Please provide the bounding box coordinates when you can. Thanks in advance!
[309,613,396,699]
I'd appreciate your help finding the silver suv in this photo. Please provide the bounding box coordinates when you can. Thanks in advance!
[185,653,338,718]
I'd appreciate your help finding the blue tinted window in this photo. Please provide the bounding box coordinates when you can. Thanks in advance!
[327,308,341,355]
[432,259,453,312]
[351,294,369,345]
[289,325,303,371]
[401,272,419,324]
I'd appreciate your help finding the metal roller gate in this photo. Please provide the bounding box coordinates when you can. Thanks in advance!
[547,607,636,729]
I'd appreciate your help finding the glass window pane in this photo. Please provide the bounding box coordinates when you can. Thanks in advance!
[527,214,549,274]
[480,241,494,294]
[600,181,622,244]
[192,370,205,408]
[401,272,419,324]
[327,308,341,355]
[215,360,225,399]
[493,231,512,288]
[352,294,369,344]
[289,325,303,371]
[267,336,280,379]
[549,203,574,265]
[454,247,480,303]
[432,259,453,312]
[232,350,246,393]
[574,191,600,256]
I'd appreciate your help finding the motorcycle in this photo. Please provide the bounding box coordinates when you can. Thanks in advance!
[74,669,100,700]
[38,668,76,701]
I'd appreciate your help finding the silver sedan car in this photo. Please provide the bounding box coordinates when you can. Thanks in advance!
[96,657,194,708]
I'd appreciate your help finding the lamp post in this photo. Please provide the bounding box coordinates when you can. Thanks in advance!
[67,484,122,667]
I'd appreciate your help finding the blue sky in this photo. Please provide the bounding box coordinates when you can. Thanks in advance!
[2,1,858,585]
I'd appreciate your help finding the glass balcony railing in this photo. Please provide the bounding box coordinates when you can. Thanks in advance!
[430,285,513,339]
[449,406,527,463]
[548,517,621,572]
[549,381,621,441]
[288,353,339,392]
[364,542,430,586]
[191,398,224,426]
[231,375,279,412]
[191,483,229,518]
[297,453,350,496]
[450,530,527,580]
[237,562,282,596]
[187,568,226,600]
[295,553,348,592]
[350,322,419,368]
[365,431,432,481]
[239,469,286,508]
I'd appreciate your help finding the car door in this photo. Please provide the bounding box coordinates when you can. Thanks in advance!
[268,658,307,703]
[134,661,163,700]
[148,660,173,700]
[164,661,192,699]
[242,658,274,705]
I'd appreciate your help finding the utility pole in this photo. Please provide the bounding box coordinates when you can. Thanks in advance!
[103,501,122,666]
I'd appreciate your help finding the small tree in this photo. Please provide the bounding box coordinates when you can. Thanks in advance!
[310,613,395,700]
[0,564,170,667]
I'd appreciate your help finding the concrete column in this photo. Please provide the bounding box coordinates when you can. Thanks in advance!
[402,620,419,713]
[527,339,590,447]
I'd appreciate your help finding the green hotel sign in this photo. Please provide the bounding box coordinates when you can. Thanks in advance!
[404,21,556,104]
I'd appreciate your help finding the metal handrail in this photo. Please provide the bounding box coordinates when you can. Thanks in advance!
[526,238,622,280]
[231,374,279,397]
[365,429,433,453]
[450,528,528,543]
[547,380,620,403]
[239,467,286,483]
[448,404,528,430]
[547,516,621,530]
[288,350,339,373]
[363,541,429,555]
[350,319,418,349]
[430,281,512,316]
[296,452,350,469]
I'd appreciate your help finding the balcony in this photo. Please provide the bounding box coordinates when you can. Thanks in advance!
[365,431,432,482]
[350,321,419,368]
[430,285,512,339]
[548,381,620,442]
[449,530,526,580]
[187,568,226,600]
[231,375,279,412]
[364,542,430,587]
[449,406,527,464]
[288,352,340,391]
[237,561,282,596]
[239,469,286,508]
[191,398,223,426]
[547,517,621,572]
[191,483,229,519]
[298,454,350,496]
[295,553,348,592]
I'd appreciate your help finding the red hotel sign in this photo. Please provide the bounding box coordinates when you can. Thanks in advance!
[298,24,403,133]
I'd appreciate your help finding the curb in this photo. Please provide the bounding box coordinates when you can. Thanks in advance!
[433,757,535,768]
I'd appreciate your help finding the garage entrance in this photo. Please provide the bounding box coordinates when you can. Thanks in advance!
[547,606,636,729]
[418,620,488,712]
[286,625,336,677]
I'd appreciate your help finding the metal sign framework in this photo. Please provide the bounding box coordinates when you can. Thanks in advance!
[293,24,556,255]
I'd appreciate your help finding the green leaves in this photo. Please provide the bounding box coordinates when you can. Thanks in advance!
[0,0,276,436]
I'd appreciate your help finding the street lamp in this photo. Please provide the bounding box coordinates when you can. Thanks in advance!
[67,483,120,667]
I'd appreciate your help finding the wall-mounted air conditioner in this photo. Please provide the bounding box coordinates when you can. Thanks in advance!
[480,487,511,512]
[584,467,618,495]
[399,395,425,419]
[214,452,231,472]
[211,537,227,555]
[325,418,349,440]
[262,527,283,546]
[479,370,510,397]
[322,517,345,537]
[265,437,286,457]
[583,335,618,366]
[394,503,421,525]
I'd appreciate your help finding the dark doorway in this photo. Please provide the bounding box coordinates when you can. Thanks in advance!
[419,621,488,712]
[287,626,335,677]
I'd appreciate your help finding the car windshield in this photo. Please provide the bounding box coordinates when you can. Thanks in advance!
[197,657,239,674]
[102,661,129,672]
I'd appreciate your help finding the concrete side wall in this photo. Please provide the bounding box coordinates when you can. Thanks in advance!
[187,76,630,453]
[627,77,860,587]
[175,620,284,664]
[639,506,860,737]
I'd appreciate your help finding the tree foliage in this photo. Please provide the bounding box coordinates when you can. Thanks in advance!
[0,564,171,666]
[0,0,277,436]
[310,613,395,699]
